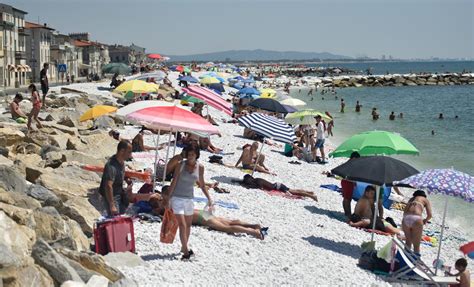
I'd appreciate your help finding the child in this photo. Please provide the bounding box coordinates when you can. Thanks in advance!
[448,258,470,287]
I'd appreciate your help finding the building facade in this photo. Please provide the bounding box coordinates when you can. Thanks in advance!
[0,3,30,88]
[51,33,82,82]
[25,21,56,83]
[69,33,109,77]
[108,43,146,64]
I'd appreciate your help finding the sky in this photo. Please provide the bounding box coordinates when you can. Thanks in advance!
[6,0,474,59]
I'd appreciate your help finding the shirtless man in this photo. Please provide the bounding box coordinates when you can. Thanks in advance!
[10,93,27,121]
[349,185,403,236]
[235,141,274,175]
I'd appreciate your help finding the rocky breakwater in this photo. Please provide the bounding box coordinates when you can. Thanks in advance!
[319,73,474,88]
[0,90,140,286]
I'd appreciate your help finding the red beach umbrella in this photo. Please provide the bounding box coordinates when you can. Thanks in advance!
[148,53,162,59]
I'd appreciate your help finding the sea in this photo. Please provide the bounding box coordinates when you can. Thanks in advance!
[289,61,474,238]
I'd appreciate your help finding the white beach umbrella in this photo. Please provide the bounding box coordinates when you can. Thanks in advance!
[280,98,307,107]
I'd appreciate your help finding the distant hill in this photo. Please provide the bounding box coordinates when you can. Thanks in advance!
[167,49,351,62]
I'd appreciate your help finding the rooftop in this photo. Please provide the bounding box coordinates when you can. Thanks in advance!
[25,21,55,31]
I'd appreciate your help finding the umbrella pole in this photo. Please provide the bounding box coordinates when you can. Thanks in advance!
[370,185,381,243]
[435,197,449,275]
[152,129,161,192]
[172,131,178,156]
[251,141,265,176]
[162,131,173,185]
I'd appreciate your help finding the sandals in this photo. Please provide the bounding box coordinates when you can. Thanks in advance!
[181,249,194,261]
[289,160,302,165]
[214,186,230,194]
[260,227,269,240]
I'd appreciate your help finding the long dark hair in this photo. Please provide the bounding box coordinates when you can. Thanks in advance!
[183,142,200,159]
[28,84,38,92]
[412,190,427,198]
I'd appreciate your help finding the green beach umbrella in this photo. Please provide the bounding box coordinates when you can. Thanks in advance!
[285,109,331,125]
[102,63,131,75]
[330,130,419,158]
[181,94,204,104]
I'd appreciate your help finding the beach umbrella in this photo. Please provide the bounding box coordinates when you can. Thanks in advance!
[332,156,419,242]
[280,98,307,107]
[175,65,185,72]
[178,75,199,83]
[396,168,474,274]
[181,94,204,104]
[249,98,288,114]
[207,83,225,94]
[200,77,221,84]
[284,109,331,125]
[129,71,167,81]
[282,104,298,113]
[260,88,277,98]
[102,63,131,75]
[238,87,260,96]
[116,100,187,118]
[79,105,117,122]
[243,78,255,84]
[330,131,420,158]
[126,105,219,189]
[147,53,162,60]
[182,86,233,116]
[460,242,474,259]
[238,113,296,175]
[114,80,156,94]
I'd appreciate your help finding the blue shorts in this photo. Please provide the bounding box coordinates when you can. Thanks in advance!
[315,139,325,148]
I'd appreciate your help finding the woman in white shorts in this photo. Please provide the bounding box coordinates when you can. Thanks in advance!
[165,144,213,260]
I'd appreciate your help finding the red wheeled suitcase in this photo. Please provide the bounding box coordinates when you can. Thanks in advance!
[93,216,136,255]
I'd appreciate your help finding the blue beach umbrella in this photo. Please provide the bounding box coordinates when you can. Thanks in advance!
[178,75,199,83]
[238,87,260,96]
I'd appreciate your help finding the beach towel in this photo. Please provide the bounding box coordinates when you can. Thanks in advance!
[320,184,342,193]
[264,190,303,200]
[360,228,392,237]
[193,197,239,209]
[160,208,178,244]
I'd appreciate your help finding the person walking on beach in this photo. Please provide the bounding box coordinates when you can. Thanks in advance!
[312,115,326,163]
[340,99,345,113]
[355,101,362,113]
[389,111,396,120]
[164,144,213,260]
[27,84,43,131]
[98,140,133,216]
[325,111,334,137]
[40,63,49,109]
[402,190,432,254]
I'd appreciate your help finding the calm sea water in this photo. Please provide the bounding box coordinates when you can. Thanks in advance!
[307,60,474,75]
[289,81,473,237]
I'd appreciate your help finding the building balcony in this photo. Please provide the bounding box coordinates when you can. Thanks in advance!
[15,51,27,59]
[18,27,28,35]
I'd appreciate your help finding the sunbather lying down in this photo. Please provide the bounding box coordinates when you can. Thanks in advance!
[349,214,405,238]
[193,209,268,240]
[238,174,318,202]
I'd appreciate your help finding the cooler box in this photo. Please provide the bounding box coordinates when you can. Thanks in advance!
[94,216,135,255]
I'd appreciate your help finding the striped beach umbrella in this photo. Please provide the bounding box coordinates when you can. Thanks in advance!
[238,113,296,144]
[182,86,233,116]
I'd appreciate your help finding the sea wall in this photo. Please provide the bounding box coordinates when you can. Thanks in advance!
[316,73,474,88]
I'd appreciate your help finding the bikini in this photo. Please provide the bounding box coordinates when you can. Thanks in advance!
[403,201,424,227]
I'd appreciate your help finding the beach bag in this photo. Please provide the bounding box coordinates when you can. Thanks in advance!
[155,159,166,181]
[209,155,223,164]
[160,208,178,244]
[358,250,377,271]
[93,216,135,255]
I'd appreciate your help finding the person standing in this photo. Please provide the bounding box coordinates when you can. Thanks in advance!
[313,115,326,163]
[355,101,361,113]
[341,152,360,220]
[40,63,49,109]
[164,144,213,260]
[402,190,432,254]
[98,141,133,216]
[27,84,43,131]
[389,111,396,120]
[340,98,345,113]
[325,111,334,137]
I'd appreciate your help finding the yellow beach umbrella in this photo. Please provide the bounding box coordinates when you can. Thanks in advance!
[280,98,307,107]
[200,77,221,84]
[114,80,156,93]
[260,88,277,98]
[79,105,117,122]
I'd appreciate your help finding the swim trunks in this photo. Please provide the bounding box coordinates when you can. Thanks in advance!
[273,183,289,193]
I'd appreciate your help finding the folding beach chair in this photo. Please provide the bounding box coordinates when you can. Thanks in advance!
[387,237,458,286]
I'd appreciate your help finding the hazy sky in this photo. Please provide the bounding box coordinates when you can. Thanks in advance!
[7,0,474,59]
